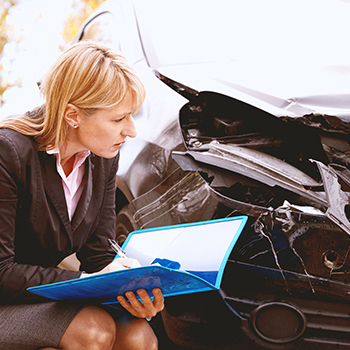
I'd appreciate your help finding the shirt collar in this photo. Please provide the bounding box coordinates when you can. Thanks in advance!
[46,148,90,171]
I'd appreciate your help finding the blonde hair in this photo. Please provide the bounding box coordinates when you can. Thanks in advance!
[0,41,145,150]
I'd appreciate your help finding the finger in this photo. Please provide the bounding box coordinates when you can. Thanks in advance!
[136,289,164,317]
[125,291,154,318]
[125,291,145,313]
[135,289,164,308]
[117,295,135,314]
[120,258,141,268]
[152,288,165,311]
[117,294,145,319]
[110,259,129,270]
[136,289,153,306]
[97,260,127,274]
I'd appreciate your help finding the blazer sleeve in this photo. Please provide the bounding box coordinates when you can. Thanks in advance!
[0,132,81,303]
[76,155,119,273]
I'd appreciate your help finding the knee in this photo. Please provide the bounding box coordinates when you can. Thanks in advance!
[130,324,158,350]
[116,319,158,350]
[60,306,116,350]
[84,315,116,349]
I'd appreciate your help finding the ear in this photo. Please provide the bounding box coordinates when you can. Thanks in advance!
[64,104,80,128]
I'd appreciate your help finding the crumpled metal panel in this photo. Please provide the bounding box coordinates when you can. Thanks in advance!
[281,113,350,134]
[128,166,269,229]
[173,142,328,210]
[313,160,350,235]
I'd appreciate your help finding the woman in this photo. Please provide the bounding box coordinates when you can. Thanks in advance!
[0,41,164,350]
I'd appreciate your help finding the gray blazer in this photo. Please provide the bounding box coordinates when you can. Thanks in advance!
[0,127,119,303]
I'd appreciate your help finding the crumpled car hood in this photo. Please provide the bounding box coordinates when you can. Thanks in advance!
[157,62,350,121]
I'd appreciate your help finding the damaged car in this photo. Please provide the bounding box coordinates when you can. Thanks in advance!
[70,0,350,348]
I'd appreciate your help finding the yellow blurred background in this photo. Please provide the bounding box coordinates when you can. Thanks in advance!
[0,0,105,117]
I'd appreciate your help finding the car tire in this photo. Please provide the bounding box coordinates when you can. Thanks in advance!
[115,206,139,245]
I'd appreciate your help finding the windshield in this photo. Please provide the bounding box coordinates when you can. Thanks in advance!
[134,0,350,69]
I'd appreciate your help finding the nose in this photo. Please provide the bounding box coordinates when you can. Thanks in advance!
[122,115,137,138]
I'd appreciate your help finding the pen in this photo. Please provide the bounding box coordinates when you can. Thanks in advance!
[108,239,127,258]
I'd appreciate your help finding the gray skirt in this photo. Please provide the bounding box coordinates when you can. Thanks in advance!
[0,300,85,350]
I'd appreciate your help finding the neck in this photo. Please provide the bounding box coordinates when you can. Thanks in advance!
[59,133,89,176]
[61,154,75,177]
[59,141,78,177]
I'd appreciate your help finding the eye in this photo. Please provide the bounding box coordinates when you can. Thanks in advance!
[114,116,126,123]
[113,113,133,123]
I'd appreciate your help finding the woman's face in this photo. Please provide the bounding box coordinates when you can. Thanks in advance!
[72,92,137,159]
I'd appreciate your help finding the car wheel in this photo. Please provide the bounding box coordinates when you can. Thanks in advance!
[115,206,139,245]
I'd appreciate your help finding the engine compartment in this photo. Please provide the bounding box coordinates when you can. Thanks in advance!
[178,92,350,210]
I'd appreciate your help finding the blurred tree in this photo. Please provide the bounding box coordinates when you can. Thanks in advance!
[0,0,106,109]
[62,0,106,45]
[0,0,19,106]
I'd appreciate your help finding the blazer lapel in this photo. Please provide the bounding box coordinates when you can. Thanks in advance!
[71,155,94,232]
[40,152,72,235]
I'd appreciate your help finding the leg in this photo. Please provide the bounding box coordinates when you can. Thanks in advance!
[113,318,158,350]
[39,305,116,350]
[39,306,158,350]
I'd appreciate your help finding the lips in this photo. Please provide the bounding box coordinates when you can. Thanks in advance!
[113,141,125,149]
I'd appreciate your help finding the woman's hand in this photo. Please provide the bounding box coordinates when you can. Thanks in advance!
[99,258,141,273]
[79,259,164,318]
[80,258,141,278]
[117,288,164,319]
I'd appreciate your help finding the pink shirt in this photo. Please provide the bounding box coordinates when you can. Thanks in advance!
[47,149,90,221]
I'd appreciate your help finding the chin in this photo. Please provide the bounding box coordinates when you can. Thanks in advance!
[94,149,119,159]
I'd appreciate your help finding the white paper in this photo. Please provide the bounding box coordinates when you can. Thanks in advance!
[124,218,243,272]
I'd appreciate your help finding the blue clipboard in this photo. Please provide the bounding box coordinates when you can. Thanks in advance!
[28,216,247,302]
